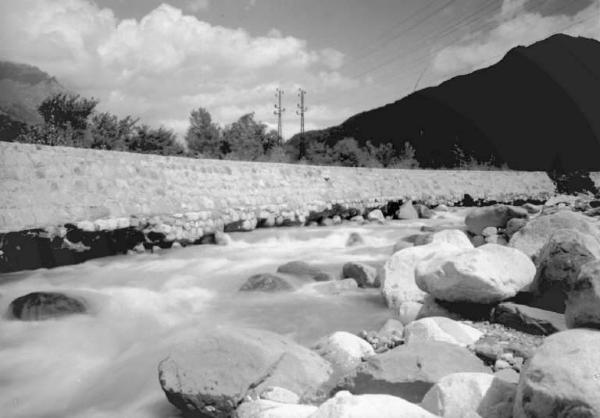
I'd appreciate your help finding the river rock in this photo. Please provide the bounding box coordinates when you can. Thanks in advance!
[403,317,483,347]
[395,296,460,325]
[158,327,332,417]
[345,232,364,247]
[421,372,516,418]
[465,205,528,235]
[277,261,324,280]
[392,239,413,253]
[491,302,566,335]
[416,204,435,219]
[367,209,384,222]
[334,341,490,403]
[312,331,375,376]
[565,260,600,328]
[531,228,600,312]
[513,328,600,418]
[505,218,528,238]
[8,291,87,321]
[311,391,437,418]
[509,211,599,261]
[416,244,536,304]
[236,400,317,418]
[239,274,293,292]
[377,318,404,338]
[259,386,300,404]
[522,203,541,214]
[341,262,379,288]
[396,200,419,220]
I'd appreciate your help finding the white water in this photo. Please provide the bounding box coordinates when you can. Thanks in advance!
[0,214,464,418]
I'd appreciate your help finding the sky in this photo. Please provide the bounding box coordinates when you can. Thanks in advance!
[0,0,598,140]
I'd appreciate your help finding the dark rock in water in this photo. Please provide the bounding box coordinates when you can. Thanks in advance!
[342,262,379,288]
[312,272,334,282]
[465,205,528,235]
[392,239,413,253]
[491,302,566,336]
[505,218,528,238]
[276,261,324,279]
[334,341,489,403]
[345,232,365,247]
[239,274,293,292]
[158,327,332,417]
[8,291,87,320]
[565,260,600,329]
[416,204,435,219]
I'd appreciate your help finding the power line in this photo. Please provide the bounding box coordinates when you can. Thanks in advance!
[296,88,308,136]
[273,88,285,139]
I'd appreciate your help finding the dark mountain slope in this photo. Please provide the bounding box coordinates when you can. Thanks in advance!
[290,34,600,171]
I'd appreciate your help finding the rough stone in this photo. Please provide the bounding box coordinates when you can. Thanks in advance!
[565,260,600,328]
[239,273,294,292]
[396,200,419,220]
[505,218,528,238]
[403,317,483,347]
[312,331,375,376]
[259,386,300,404]
[345,232,364,247]
[8,291,87,321]
[491,302,566,335]
[277,261,324,280]
[367,209,384,222]
[465,205,528,235]
[416,244,536,304]
[513,329,600,418]
[341,262,379,288]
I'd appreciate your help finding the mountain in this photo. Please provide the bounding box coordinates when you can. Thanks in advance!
[0,61,69,140]
[290,34,600,171]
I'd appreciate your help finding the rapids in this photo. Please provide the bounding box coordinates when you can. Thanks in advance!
[0,213,464,418]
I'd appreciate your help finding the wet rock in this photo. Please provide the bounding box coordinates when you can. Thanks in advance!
[239,274,293,292]
[416,244,536,304]
[8,291,87,321]
[465,205,528,235]
[416,204,435,219]
[345,232,364,247]
[332,215,342,225]
[215,231,231,246]
[392,239,413,253]
[334,341,490,403]
[522,203,541,214]
[565,260,600,328]
[349,215,365,224]
[277,261,323,279]
[531,229,600,312]
[396,200,419,220]
[471,235,486,247]
[505,218,528,238]
[509,211,599,261]
[236,400,317,418]
[513,329,600,418]
[367,209,384,222]
[158,327,332,417]
[421,372,516,418]
[341,262,379,288]
[436,204,450,212]
[491,302,566,335]
[494,368,520,384]
[320,218,334,227]
[313,272,334,282]
[311,391,437,418]
[259,386,300,404]
[482,227,498,237]
[312,331,375,376]
[403,317,483,347]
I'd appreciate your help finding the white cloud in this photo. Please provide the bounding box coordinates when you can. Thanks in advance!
[186,0,210,13]
[432,0,600,78]
[0,0,355,139]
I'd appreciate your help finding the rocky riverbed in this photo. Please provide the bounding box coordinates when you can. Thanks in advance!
[3,194,600,417]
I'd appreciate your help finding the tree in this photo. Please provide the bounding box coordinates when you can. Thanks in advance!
[331,137,371,167]
[185,107,222,158]
[222,113,271,161]
[127,125,184,156]
[38,93,98,130]
[90,112,138,150]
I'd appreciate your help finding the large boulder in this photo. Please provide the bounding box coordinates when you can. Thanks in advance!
[395,297,461,325]
[310,391,437,418]
[416,244,536,304]
[341,262,379,288]
[239,274,294,292]
[367,209,384,222]
[465,205,528,235]
[312,331,375,376]
[8,291,87,321]
[509,211,599,261]
[421,372,516,418]
[513,329,600,417]
[158,327,332,417]
[491,302,566,336]
[236,400,317,418]
[565,260,600,328]
[334,341,490,403]
[381,232,473,309]
[403,317,483,347]
[396,200,419,220]
[531,228,600,312]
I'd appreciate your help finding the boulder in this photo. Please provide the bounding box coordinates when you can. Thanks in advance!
[239,274,293,292]
[396,200,419,220]
[509,211,599,261]
[341,262,379,288]
[416,244,536,304]
[403,317,483,347]
[465,205,528,235]
[513,329,600,418]
[312,331,375,376]
[332,215,342,225]
[334,341,490,403]
[8,292,87,321]
[436,204,450,212]
[505,218,527,238]
[313,272,334,282]
[421,373,516,418]
[565,260,600,328]
[412,229,472,248]
[259,386,300,404]
[345,232,364,247]
[310,391,437,418]
[416,204,435,219]
[482,227,498,237]
[236,400,317,418]
[395,297,461,325]
[377,318,404,339]
[531,228,600,312]
[158,327,332,417]
[494,368,520,384]
[491,302,566,335]
[277,261,323,278]
[367,209,384,222]
[522,203,541,214]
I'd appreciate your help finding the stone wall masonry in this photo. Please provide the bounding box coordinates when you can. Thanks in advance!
[0,141,558,272]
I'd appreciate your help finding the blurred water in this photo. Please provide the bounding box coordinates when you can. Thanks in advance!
[0,214,463,418]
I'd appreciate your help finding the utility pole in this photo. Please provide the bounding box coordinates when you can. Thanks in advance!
[296,88,307,136]
[274,88,285,139]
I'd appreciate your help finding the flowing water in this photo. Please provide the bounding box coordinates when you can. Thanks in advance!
[0,213,464,418]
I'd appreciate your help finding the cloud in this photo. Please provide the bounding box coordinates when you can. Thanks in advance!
[186,0,210,13]
[432,0,600,78]
[0,0,354,138]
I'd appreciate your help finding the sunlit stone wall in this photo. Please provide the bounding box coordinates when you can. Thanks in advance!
[0,141,556,233]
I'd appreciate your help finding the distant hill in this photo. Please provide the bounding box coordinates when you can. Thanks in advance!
[0,61,69,140]
[289,34,600,171]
